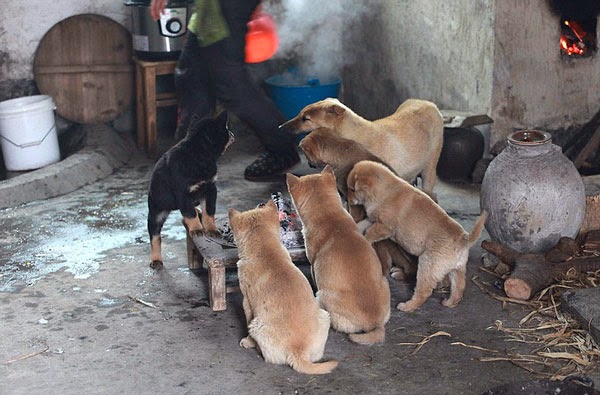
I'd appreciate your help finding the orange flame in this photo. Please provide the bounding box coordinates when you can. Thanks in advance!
[560,20,587,56]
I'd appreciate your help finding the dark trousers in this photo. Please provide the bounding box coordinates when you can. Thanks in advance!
[174,0,296,155]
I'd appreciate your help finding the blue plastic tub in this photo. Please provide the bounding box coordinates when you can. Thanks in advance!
[265,73,341,120]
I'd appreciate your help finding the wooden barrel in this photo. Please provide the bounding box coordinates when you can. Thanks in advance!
[34,14,134,124]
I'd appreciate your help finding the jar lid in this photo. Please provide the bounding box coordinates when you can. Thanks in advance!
[508,130,551,146]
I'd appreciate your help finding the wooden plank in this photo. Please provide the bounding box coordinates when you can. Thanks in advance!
[34,64,134,74]
[574,126,600,169]
[143,65,158,157]
[33,14,133,124]
[440,110,493,128]
[135,62,145,149]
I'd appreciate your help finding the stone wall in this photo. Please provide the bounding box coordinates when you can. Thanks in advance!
[2,0,598,149]
[0,0,129,101]
[342,0,600,147]
[492,0,600,146]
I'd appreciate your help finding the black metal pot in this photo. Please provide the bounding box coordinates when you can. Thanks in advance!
[436,127,484,183]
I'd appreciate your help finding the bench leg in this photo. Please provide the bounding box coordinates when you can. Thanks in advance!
[186,233,202,270]
[208,264,227,311]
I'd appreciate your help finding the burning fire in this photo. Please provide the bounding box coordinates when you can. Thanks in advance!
[560,20,587,55]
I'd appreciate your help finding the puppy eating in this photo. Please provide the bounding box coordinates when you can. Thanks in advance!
[286,166,390,344]
[280,97,443,200]
[228,200,337,375]
[299,128,389,198]
[299,129,417,278]
[147,112,234,269]
[347,160,488,312]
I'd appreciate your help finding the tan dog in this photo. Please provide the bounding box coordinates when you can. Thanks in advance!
[228,200,337,374]
[347,160,488,312]
[281,98,444,200]
[286,166,390,344]
[374,239,417,282]
[299,129,417,279]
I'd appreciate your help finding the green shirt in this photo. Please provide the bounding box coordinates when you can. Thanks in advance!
[187,0,230,46]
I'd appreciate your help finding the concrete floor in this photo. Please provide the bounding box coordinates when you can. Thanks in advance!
[1,126,598,395]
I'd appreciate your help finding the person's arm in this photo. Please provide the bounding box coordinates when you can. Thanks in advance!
[150,0,169,20]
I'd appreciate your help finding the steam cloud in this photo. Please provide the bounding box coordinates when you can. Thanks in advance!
[263,0,373,80]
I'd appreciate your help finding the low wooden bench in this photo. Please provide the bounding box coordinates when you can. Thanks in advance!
[186,232,308,311]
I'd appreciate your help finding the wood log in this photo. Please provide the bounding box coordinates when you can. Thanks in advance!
[481,239,600,300]
[563,106,600,161]
[544,236,581,263]
[574,126,600,169]
[578,189,600,240]
[584,229,600,251]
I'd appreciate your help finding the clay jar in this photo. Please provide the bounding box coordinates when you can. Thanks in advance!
[480,130,586,253]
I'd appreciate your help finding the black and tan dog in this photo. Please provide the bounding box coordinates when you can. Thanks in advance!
[147,111,234,269]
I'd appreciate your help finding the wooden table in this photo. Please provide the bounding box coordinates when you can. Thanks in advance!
[133,58,178,158]
[187,233,308,311]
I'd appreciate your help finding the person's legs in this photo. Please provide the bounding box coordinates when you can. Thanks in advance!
[174,33,215,140]
[209,0,299,180]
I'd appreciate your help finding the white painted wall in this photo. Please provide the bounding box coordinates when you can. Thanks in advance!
[1,1,131,81]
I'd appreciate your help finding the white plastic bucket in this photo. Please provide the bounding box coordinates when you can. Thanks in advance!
[0,95,60,171]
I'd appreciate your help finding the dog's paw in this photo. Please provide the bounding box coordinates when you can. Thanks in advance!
[150,260,163,270]
[390,267,409,282]
[396,301,417,312]
[356,219,372,235]
[203,228,222,239]
[188,229,205,238]
[239,336,256,349]
[442,298,461,308]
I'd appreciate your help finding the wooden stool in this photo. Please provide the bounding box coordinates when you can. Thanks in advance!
[187,224,308,312]
[134,58,178,158]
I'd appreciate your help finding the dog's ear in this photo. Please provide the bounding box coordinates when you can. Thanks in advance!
[185,114,205,137]
[264,199,277,211]
[346,167,356,188]
[322,164,335,178]
[228,207,240,225]
[286,173,299,190]
[215,110,228,126]
[326,104,346,116]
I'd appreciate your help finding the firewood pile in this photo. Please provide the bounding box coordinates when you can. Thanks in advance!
[481,234,600,301]
[473,230,600,379]
[563,106,600,175]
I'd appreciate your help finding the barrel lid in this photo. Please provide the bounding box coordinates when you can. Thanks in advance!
[124,0,193,6]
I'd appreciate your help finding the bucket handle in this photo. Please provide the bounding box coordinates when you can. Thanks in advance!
[0,124,56,148]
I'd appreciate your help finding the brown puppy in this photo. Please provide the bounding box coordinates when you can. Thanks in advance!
[347,160,488,312]
[281,98,443,200]
[299,128,390,197]
[299,129,417,278]
[228,200,337,375]
[286,166,390,344]
[374,239,417,282]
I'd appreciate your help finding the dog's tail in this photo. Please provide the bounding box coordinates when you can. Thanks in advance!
[348,325,385,345]
[290,357,338,375]
[466,210,488,246]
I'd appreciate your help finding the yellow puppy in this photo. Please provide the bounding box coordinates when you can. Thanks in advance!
[347,160,488,312]
[281,98,443,200]
[286,166,390,344]
[299,128,418,281]
[228,200,337,374]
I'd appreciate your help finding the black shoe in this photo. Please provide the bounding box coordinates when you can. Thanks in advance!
[244,151,301,181]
